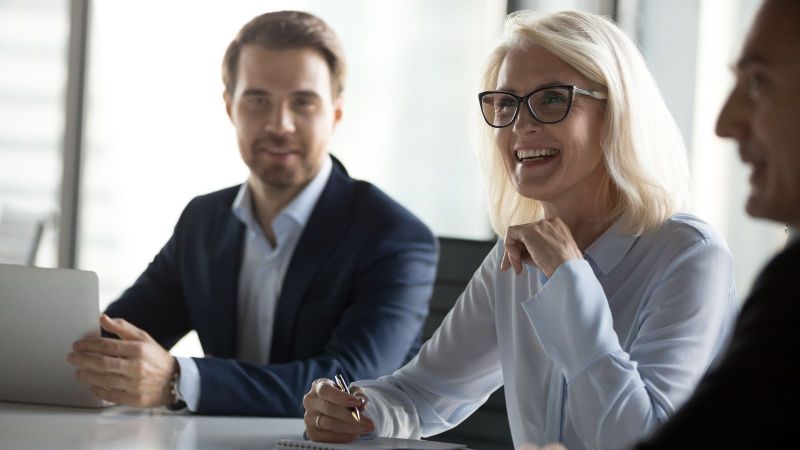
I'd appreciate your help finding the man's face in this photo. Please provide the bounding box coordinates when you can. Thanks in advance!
[225,46,342,193]
[716,0,800,226]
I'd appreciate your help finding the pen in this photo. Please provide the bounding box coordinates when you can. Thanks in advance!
[334,373,361,422]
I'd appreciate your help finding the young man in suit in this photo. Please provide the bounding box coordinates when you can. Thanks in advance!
[524,0,800,448]
[67,11,438,416]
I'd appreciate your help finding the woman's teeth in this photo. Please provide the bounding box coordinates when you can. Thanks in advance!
[515,148,560,161]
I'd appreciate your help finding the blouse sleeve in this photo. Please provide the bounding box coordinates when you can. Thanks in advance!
[356,242,505,439]
[522,237,735,450]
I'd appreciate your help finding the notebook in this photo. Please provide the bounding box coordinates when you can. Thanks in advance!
[275,437,465,450]
[0,263,107,408]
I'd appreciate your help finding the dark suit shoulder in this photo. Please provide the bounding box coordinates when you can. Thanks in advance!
[181,185,240,217]
[756,239,800,283]
[170,185,241,233]
[348,180,434,241]
[737,240,800,328]
[348,180,427,226]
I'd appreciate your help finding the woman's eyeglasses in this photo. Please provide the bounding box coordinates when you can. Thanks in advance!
[478,85,607,128]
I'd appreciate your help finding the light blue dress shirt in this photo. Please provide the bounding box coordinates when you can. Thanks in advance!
[357,214,736,450]
[174,156,332,411]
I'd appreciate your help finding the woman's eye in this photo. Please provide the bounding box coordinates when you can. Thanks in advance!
[497,98,516,109]
[542,93,566,104]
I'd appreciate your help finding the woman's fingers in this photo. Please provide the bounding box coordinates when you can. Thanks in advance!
[350,386,368,411]
[503,227,535,274]
[303,379,375,442]
[311,409,373,435]
[517,443,568,450]
[314,379,359,405]
[304,411,360,443]
[504,219,582,277]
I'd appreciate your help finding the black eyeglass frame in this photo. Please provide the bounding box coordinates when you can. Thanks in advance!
[478,84,608,128]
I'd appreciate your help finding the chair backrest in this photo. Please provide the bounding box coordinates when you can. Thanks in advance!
[0,205,47,266]
[425,237,514,450]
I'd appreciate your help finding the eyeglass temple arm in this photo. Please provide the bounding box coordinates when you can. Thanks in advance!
[574,87,608,100]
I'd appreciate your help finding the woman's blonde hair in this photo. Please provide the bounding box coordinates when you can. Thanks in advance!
[476,10,688,236]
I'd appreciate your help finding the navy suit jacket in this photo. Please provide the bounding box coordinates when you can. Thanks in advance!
[105,158,438,416]
[635,238,800,449]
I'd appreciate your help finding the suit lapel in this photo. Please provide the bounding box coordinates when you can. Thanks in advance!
[269,159,353,363]
[208,201,245,358]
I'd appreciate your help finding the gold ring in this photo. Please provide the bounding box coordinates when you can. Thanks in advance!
[315,414,323,431]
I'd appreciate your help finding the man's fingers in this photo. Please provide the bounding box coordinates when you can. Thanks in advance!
[76,369,133,393]
[89,385,145,406]
[89,383,163,408]
[100,314,152,342]
[67,351,133,375]
[71,337,143,358]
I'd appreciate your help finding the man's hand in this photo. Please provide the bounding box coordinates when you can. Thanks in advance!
[67,314,177,407]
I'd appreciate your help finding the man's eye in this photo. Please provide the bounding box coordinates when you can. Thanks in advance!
[745,72,762,100]
[248,97,269,107]
[293,98,311,108]
[291,97,318,112]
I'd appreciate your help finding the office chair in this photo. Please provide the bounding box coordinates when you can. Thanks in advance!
[0,205,47,266]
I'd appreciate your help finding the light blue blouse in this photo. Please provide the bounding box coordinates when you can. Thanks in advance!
[357,214,736,450]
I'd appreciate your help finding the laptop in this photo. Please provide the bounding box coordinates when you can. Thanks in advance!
[0,263,107,408]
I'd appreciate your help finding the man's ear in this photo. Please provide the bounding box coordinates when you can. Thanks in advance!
[223,90,233,122]
[333,95,344,126]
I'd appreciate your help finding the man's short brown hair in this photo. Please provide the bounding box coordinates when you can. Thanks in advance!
[222,10,346,97]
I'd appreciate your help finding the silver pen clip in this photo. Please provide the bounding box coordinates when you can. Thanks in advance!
[334,373,361,422]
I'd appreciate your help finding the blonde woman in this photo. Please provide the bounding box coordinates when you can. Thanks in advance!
[302,10,736,450]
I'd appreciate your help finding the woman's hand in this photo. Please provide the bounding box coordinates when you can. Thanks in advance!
[303,378,374,443]
[501,217,582,278]
[518,443,568,450]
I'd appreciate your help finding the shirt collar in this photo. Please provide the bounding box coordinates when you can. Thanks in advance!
[788,226,799,245]
[280,155,332,227]
[583,217,638,275]
[232,155,333,231]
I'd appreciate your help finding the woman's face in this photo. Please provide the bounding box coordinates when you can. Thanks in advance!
[494,44,607,208]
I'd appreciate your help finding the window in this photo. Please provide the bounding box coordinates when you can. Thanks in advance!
[0,0,68,267]
[79,0,505,355]
[625,0,782,297]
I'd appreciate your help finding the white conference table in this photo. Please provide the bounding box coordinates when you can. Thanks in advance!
[0,401,307,450]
